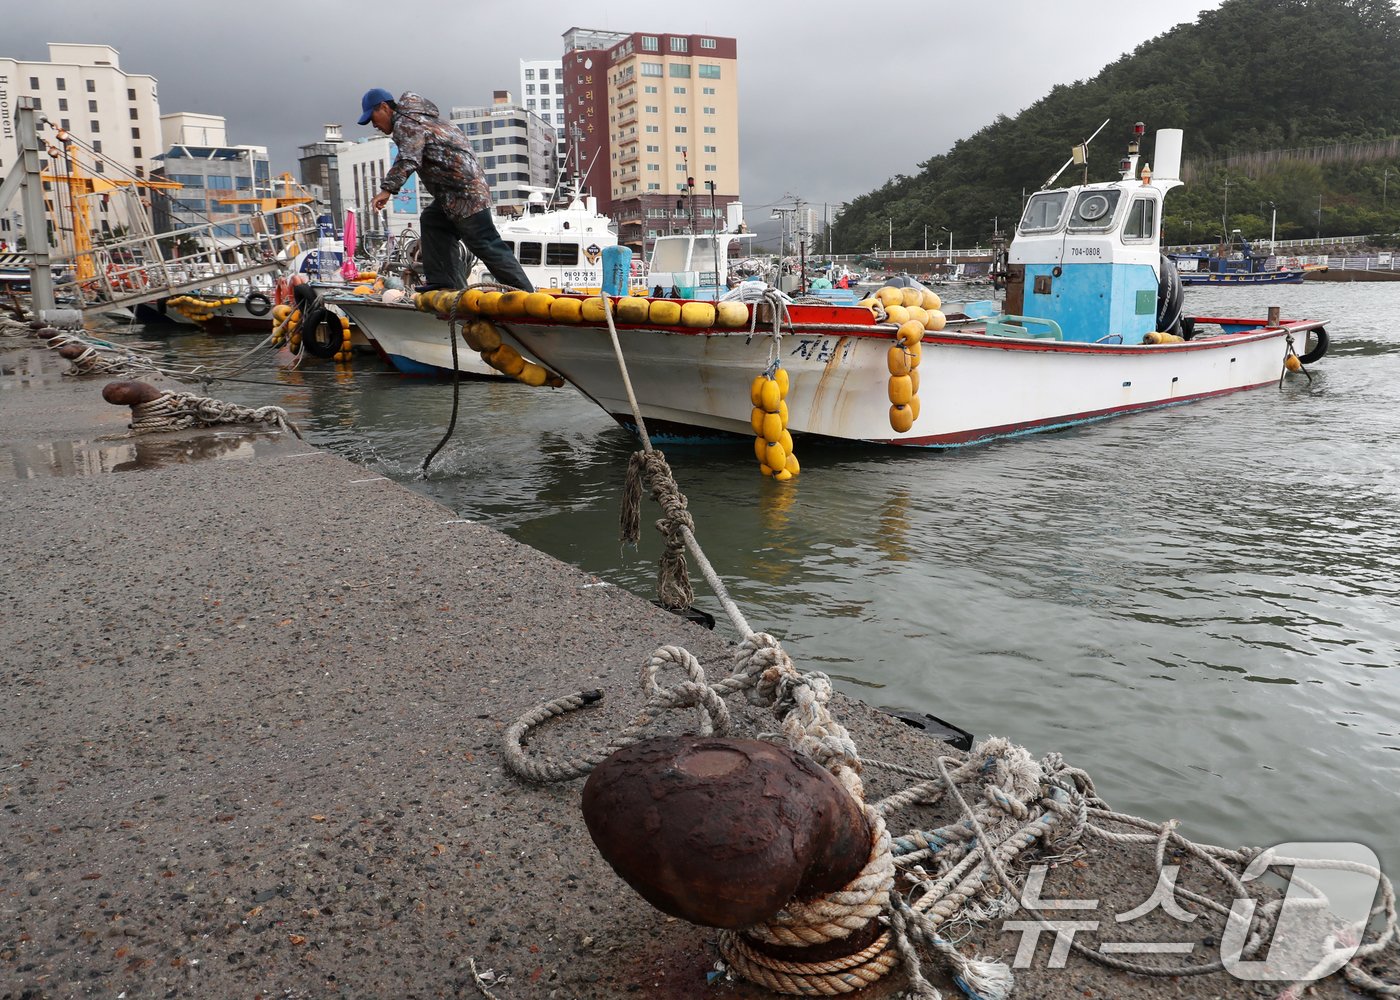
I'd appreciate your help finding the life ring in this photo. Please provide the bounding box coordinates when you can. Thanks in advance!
[245,291,272,317]
[299,306,341,359]
[1298,326,1329,364]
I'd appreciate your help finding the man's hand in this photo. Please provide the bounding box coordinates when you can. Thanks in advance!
[371,190,391,212]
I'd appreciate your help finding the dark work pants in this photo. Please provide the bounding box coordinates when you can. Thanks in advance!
[420,201,533,291]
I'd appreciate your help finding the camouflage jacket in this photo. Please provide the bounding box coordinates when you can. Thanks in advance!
[380,92,491,218]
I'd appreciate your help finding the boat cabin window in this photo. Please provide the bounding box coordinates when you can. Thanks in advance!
[546,242,579,266]
[1066,189,1122,232]
[1123,196,1157,242]
[1019,191,1069,233]
[518,241,543,266]
[650,238,690,272]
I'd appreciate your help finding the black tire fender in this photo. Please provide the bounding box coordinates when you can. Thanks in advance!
[245,291,272,317]
[300,307,341,358]
[1299,326,1329,365]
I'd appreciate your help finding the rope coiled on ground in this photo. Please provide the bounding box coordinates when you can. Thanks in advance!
[128,390,301,438]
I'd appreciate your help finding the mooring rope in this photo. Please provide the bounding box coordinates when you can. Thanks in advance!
[127,390,302,438]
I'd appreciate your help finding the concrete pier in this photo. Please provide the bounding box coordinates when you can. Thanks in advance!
[2,335,1393,998]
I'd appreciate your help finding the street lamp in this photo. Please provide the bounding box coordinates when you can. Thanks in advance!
[1269,201,1276,245]
[924,224,929,252]
[940,226,952,266]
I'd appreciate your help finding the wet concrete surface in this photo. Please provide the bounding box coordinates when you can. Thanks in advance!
[2,335,1395,999]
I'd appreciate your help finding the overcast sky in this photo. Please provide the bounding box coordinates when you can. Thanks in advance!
[9,1,1223,221]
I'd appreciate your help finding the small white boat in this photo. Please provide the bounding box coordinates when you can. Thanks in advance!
[332,190,623,379]
[417,125,1329,447]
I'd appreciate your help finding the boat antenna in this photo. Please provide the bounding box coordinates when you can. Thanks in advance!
[1040,118,1111,190]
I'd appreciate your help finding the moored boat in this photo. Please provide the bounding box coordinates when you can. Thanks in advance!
[407,125,1329,446]
[1169,231,1306,285]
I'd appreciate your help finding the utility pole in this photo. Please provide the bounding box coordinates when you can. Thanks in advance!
[888,217,892,251]
[1269,202,1276,245]
[1221,176,1232,236]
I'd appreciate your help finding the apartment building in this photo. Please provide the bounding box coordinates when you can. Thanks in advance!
[0,43,161,244]
[449,94,559,216]
[519,58,568,167]
[149,113,271,242]
[298,124,352,222]
[560,28,739,254]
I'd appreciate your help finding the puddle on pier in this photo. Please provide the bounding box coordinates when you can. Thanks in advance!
[0,350,75,388]
[2,430,302,480]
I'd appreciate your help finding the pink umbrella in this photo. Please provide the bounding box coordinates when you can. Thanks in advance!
[340,209,358,281]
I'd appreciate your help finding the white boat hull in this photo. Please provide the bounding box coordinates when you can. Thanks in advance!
[334,298,504,379]
[496,313,1315,446]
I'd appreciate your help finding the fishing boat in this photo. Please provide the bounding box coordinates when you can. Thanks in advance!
[333,190,623,378]
[1169,231,1305,285]
[409,125,1328,446]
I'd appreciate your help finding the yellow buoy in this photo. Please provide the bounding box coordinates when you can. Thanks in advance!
[857,297,881,312]
[920,290,942,311]
[750,407,765,435]
[478,291,504,316]
[885,304,911,327]
[524,292,556,319]
[486,344,526,377]
[774,366,790,398]
[876,286,903,307]
[615,297,650,323]
[909,369,920,395]
[463,288,484,313]
[759,378,782,413]
[779,429,793,454]
[463,319,502,352]
[784,453,800,476]
[750,375,766,408]
[761,411,784,443]
[680,301,717,328]
[775,469,793,482]
[900,287,921,308]
[909,396,921,421]
[889,404,914,433]
[716,300,749,327]
[754,435,767,463]
[764,441,788,473]
[925,309,947,332]
[905,341,923,368]
[778,399,789,425]
[1284,354,1302,372]
[906,305,929,328]
[888,374,914,406]
[897,320,924,347]
[498,290,531,317]
[649,299,683,326]
[581,296,607,322]
[518,362,549,386]
[549,296,583,322]
[887,345,912,376]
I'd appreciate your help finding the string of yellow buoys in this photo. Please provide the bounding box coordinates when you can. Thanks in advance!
[413,288,754,386]
[750,364,799,481]
[857,285,946,433]
[168,295,238,323]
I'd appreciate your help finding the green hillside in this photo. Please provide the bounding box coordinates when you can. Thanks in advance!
[832,0,1400,251]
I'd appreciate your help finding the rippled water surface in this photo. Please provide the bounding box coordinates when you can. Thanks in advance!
[122,281,1400,873]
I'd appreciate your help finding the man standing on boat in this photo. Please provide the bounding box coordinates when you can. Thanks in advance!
[359,88,533,293]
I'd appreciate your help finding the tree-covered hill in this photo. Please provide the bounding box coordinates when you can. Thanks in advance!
[832,0,1400,251]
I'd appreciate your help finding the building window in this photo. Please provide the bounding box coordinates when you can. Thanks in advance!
[641,62,662,77]
[704,164,716,172]
[674,125,687,133]
[526,99,535,109]
[90,121,100,133]
[700,37,717,49]
[704,145,716,153]
[644,85,657,94]
[699,64,721,79]
[647,163,659,171]
[539,83,550,95]
[645,124,659,133]
[554,67,562,78]
[648,184,660,191]
[704,126,716,134]
[673,106,685,114]
[94,161,104,173]
[525,68,535,80]
[92,140,102,153]
[58,98,67,111]
[56,78,66,91]
[127,88,136,100]
[129,107,138,119]
[703,107,715,115]
[526,84,535,95]
[645,105,657,113]
[133,147,142,158]
[641,35,659,51]
[672,86,686,94]
[646,144,659,152]
[60,118,70,130]
[555,98,564,109]
[86,80,96,93]
[131,127,140,138]
[670,37,689,53]
[31,98,42,110]
[88,100,98,112]
[669,64,691,78]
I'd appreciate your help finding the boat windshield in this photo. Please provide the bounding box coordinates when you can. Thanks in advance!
[1067,189,1123,232]
[1019,191,1070,233]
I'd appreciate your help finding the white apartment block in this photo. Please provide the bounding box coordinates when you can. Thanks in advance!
[449,97,558,216]
[0,43,161,242]
[519,58,568,165]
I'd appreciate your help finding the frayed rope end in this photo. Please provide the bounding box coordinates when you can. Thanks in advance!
[953,957,1014,1000]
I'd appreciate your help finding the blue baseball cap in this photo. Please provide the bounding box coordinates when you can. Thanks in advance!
[358,87,394,125]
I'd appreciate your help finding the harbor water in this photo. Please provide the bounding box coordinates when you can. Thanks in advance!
[92,281,1400,876]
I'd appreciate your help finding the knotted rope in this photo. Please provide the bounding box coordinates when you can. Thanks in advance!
[127,390,302,438]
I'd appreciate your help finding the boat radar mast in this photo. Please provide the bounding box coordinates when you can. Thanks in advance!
[1040,118,1111,190]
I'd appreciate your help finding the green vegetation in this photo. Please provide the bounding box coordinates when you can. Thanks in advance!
[832,0,1400,251]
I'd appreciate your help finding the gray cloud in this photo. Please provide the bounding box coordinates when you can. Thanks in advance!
[8,1,1222,221]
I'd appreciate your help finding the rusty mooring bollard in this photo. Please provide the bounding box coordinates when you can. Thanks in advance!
[102,380,163,407]
[581,735,871,929]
